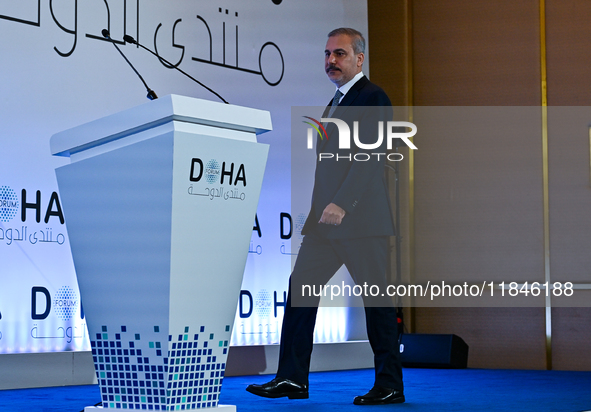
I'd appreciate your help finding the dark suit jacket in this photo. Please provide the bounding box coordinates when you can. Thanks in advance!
[302,75,395,239]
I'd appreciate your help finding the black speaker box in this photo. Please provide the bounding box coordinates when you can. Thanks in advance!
[400,333,469,369]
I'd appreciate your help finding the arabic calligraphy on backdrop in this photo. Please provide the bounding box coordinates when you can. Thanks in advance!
[191,12,284,86]
[249,241,263,255]
[31,325,86,344]
[0,226,65,246]
[0,1,284,86]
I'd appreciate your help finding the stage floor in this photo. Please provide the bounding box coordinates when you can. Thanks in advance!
[0,368,590,412]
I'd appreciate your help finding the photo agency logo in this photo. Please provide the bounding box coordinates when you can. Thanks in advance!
[302,117,418,161]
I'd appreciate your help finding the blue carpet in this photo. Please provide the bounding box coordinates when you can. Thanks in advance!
[0,368,590,412]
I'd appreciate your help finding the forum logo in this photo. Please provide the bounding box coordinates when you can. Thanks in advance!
[255,290,272,317]
[0,186,19,223]
[205,159,221,184]
[53,286,79,321]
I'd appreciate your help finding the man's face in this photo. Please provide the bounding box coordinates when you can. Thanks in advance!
[325,34,364,88]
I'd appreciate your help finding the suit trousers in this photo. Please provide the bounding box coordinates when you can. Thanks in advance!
[276,231,403,391]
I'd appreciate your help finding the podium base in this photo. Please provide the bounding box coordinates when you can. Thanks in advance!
[84,405,236,412]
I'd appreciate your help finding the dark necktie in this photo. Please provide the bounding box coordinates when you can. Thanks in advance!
[319,90,344,149]
[327,89,343,118]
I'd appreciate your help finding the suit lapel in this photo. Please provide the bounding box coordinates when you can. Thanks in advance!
[337,76,367,108]
[318,76,369,152]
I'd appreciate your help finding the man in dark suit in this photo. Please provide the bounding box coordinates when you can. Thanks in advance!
[246,28,404,405]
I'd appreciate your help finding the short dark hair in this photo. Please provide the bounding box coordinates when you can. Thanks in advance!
[328,28,365,54]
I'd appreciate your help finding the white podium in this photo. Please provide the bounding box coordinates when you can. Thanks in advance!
[51,95,271,411]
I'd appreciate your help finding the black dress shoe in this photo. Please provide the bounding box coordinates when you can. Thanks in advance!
[246,377,309,399]
[353,386,405,405]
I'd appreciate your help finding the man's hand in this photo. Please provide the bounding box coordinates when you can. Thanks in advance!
[319,203,346,226]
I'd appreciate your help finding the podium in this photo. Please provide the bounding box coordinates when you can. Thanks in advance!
[50,95,271,411]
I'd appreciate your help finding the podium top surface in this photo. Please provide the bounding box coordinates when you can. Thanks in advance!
[50,95,272,157]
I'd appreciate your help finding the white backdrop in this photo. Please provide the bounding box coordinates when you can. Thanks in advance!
[0,0,368,353]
